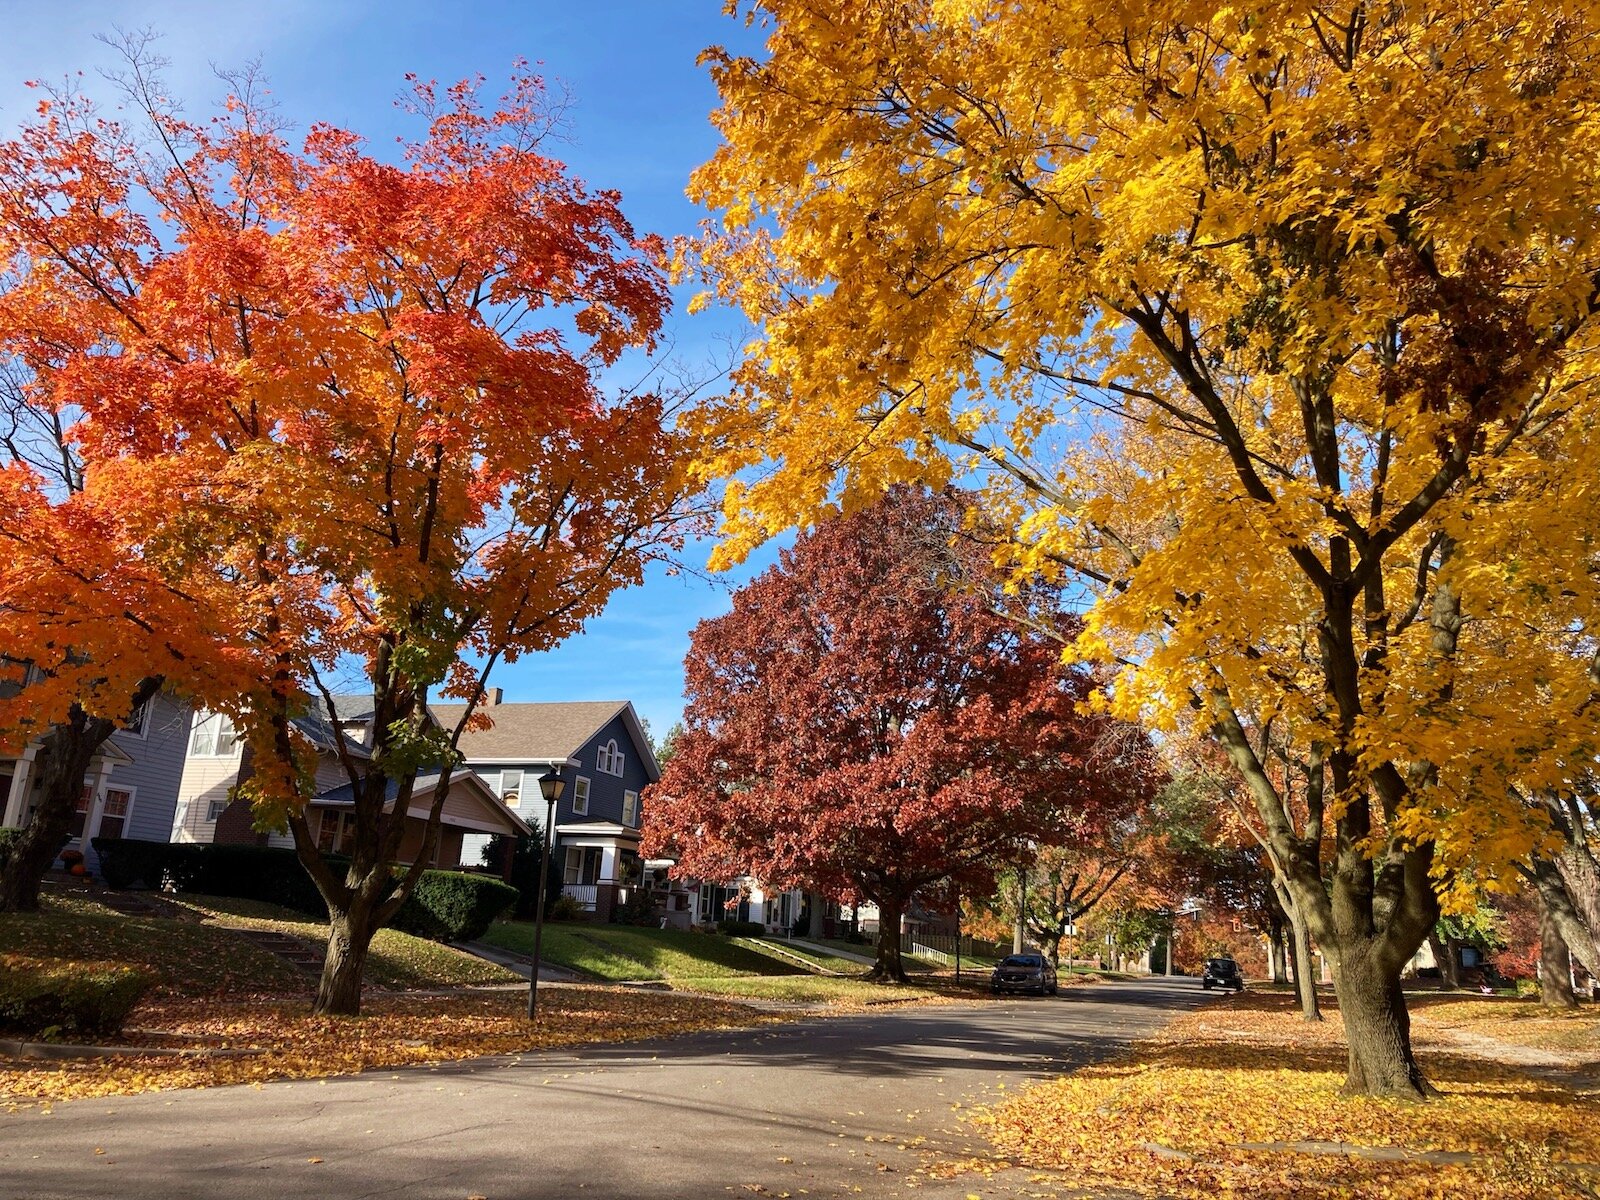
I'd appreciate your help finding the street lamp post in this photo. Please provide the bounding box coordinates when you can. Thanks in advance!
[527,768,565,1020]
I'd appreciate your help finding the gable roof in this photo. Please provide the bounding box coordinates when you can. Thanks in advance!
[428,700,660,782]
[314,768,532,837]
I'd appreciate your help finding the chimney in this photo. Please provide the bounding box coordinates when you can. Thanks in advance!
[486,687,503,706]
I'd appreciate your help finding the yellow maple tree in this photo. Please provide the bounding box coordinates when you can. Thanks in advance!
[684,1,1600,1096]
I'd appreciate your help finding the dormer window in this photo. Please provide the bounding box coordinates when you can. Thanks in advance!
[597,738,625,777]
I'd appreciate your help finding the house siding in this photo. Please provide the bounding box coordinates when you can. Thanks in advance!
[263,755,355,850]
[562,713,653,829]
[170,722,247,844]
[105,693,192,841]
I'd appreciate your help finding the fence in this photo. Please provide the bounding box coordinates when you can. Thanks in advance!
[907,932,1010,961]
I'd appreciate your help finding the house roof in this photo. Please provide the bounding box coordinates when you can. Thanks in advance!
[314,768,531,837]
[428,700,660,781]
[322,694,379,724]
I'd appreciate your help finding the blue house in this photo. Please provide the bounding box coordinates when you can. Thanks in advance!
[425,696,659,919]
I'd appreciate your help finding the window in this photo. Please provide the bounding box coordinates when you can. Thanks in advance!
[563,846,583,886]
[97,788,133,839]
[189,712,240,757]
[124,700,151,739]
[572,775,590,816]
[500,768,523,808]
[622,790,639,826]
[317,809,337,853]
[314,811,356,856]
[596,739,624,777]
[206,796,230,822]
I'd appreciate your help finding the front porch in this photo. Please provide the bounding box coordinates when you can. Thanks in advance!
[1,741,138,872]
[556,821,641,922]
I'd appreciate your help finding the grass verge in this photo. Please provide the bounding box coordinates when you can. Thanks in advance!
[1,895,310,999]
[483,921,809,981]
[166,895,518,989]
[961,989,1600,1200]
[1,987,784,1107]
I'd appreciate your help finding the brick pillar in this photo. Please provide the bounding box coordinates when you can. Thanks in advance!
[596,882,619,924]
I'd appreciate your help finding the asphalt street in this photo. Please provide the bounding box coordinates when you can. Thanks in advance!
[1,977,1208,1200]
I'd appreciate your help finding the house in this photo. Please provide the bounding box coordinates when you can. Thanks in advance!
[170,703,530,868]
[2,687,195,874]
[423,696,660,922]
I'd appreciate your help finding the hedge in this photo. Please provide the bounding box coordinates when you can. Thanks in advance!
[392,872,518,942]
[0,955,150,1039]
[94,839,333,914]
[91,838,515,941]
[717,919,768,938]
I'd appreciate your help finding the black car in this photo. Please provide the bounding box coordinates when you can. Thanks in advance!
[1202,956,1245,991]
[990,953,1059,996]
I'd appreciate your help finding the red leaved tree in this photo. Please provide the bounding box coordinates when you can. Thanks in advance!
[643,490,1153,980]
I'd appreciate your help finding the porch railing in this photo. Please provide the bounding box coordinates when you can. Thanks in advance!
[561,884,598,909]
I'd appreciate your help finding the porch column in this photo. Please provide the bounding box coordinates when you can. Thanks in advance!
[3,747,38,828]
[79,756,117,846]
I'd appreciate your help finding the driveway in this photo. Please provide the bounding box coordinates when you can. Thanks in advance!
[1,977,1206,1200]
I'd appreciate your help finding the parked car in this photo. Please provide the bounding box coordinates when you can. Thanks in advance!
[1202,956,1245,991]
[990,953,1059,996]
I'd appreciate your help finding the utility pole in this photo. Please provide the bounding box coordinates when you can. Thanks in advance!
[1013,867,1027,955]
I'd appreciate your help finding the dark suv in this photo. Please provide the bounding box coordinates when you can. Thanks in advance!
[1202,957,1245,991]
[990,954,1059,996]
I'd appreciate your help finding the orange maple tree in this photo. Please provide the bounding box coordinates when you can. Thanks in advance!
[0,50,696,1012]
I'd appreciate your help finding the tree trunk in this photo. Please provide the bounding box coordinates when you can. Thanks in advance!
[870,896,908,983]
[0,719,104,913]
[1427,928,1460,989]
[1529,857,1600,978]
[1539,897,1576,1010]
[1291,916,1321,1021]
[0,681,158,914]
[1274,881,1322,1022]
[1269,912,1288,984]
[1334,945,1430,1099]
[316,904,378,1016]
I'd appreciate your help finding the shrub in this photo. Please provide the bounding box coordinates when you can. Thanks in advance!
[0,955,150,1039]
[612,884,661,927]
[392,871,518,942]
[93,838,176,890]
[717,919,767,938]
[480,831,547,919]
[549,894,587,922]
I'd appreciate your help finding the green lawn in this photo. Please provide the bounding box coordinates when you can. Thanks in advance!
[1,894,311,998]
[484,922,665,981]
[794,935,957,973]
[484,921,812,982]
[739,937,875,974]
[166,895,521,989]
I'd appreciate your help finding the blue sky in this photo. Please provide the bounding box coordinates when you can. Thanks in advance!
[0,2,784,741]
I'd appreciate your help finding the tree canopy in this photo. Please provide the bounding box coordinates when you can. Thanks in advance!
[0,51,696,1009]
[643,489,1154,979]
[682,1,1600,1094]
